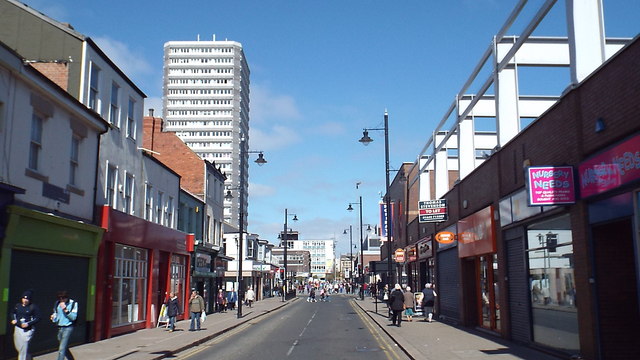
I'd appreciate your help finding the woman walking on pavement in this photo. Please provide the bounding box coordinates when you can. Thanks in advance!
[188,290,205,331]
[422,283,437,322]
[164,292,181,332]
[403,286,416,322]
[388,284,405,327]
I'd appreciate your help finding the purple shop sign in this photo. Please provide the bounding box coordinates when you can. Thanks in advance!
[578,134,640,198]
[527,166,576,205]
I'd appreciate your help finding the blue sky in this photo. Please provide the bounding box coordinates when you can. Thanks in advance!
[22,0,639,256]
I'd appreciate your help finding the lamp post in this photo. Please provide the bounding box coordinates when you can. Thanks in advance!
[343,226,353,285]
[359,110,393,287]
[225,135,267,319]
[282,209,298,301]
[347,196,366,300]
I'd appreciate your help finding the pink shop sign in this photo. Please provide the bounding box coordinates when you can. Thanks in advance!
[527,166,576,205]
[579,134,640,198]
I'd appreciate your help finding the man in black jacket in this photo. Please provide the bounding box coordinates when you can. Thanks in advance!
[388,284,405,327]
[11,290,40,360]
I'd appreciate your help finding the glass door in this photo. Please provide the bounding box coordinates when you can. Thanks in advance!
[477,254,499,331]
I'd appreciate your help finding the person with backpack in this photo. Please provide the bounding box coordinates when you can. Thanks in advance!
[10,290,40,360]
[50,290,78,360]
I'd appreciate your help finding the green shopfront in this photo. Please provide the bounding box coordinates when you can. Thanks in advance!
[0,205,103,359]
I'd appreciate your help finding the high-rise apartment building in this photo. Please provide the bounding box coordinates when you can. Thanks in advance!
[162,37,250,228]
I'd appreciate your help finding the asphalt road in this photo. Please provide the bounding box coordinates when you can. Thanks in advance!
[176,295,409,360]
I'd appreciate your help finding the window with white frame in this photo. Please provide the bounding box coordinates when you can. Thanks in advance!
[165,196,173,227]
[145,184,152,221]
[156,191,163,224]
[89,64,100,112]
[110,82,120,126]
[28,113,44,171]
[69,135,80,186]
[106,165,117,208]
[127,98,135,139]
[124,173,134,214]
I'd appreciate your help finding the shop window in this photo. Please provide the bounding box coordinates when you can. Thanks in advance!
[526,214,579,354]
[112,244,148,326]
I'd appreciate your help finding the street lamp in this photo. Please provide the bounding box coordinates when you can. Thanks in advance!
[342,226,354,285]
[282,209,298,301]
[347,196,366,300]
[359,110,393,287]
[225,135,267,319]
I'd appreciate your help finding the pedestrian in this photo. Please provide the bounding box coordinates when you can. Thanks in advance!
[188,289,205,331]
[422,283,437,322]
[245,286,255,307]
[164,292,181,332]
[403,286,415,322]
[388,284,405,327]
[50,290,78,360]
[226,288,237,311]
[216,289,226,313]
[11,290,40,360]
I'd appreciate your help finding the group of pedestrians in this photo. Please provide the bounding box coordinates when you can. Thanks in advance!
[384,283,438,327]
[10,289,78,360]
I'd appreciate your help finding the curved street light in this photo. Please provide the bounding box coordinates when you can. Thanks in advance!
[359,110,393,287]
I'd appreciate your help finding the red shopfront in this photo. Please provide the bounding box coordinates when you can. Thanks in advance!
[458,205,500,332]
[94,206,192,340]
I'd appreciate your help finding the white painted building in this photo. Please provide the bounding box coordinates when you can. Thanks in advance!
[162,38,251,229]
[0,42,108,221]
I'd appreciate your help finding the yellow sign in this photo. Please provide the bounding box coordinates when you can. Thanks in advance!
[435,231,455,244]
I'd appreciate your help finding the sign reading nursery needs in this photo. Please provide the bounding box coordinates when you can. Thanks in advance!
[418,199,448,222]
[527,166,576,205]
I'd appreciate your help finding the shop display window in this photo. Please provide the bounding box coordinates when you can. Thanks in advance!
[526,214,579,353]
[112,244,148,326]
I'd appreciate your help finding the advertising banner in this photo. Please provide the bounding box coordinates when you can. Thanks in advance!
[526,166,576,205]
[579,134,640,198]
[379,202,395,242]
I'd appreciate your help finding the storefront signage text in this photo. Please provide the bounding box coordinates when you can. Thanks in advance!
[435,231,455,244]
[579,134,640,198]
[418,199,448,222]
[406,245,417,262]
[457,205,496,258]
[527,166,576,205]
[394,248,405,263]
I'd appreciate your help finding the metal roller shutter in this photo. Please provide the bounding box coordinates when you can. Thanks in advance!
[437,248,460,321]
[506,228,531,343]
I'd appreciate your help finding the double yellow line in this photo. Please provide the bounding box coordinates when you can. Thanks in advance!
[350,300,407,360]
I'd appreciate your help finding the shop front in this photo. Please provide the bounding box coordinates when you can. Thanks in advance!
[94,206,191,340]
[0,205,103,358]
[415,236,435,292]
[457,206,499,332]
[578,133,640,359]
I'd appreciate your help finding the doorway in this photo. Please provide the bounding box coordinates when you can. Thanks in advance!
[477,254,500,332]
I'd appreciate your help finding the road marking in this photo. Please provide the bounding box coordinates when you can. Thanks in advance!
[287,339,299,356]
[351,301,405,360]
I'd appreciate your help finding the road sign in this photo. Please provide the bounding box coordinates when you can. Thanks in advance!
[418,199,448,222]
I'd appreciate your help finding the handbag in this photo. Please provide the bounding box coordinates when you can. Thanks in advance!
[200,311,207,323]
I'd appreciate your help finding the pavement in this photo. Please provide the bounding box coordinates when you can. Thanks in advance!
[33,294,566,360]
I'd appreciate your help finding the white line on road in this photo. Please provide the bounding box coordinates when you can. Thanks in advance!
[287,339,299,357]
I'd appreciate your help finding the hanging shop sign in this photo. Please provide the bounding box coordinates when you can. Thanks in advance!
[418,199,448,222]
[526,166,576,205]
[417,237,433,259]
[406,245,417,262]
[578,134,640,198]
[435,231,455,244]
[394,248,406,263]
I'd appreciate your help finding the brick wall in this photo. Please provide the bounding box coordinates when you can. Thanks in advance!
[30,62,68,91]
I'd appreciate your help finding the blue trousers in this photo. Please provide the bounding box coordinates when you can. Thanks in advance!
[56,326,75,360]
[168,316,176,330]
[189,312,201,330]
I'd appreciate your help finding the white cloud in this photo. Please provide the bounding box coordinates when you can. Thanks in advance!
[92,36,152,79]
[248,182,276,197]
[250,84,301,123]
[249,125,302,151]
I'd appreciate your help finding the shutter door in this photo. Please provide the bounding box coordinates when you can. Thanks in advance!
[506,229,531,343]
[437,248,460,321]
